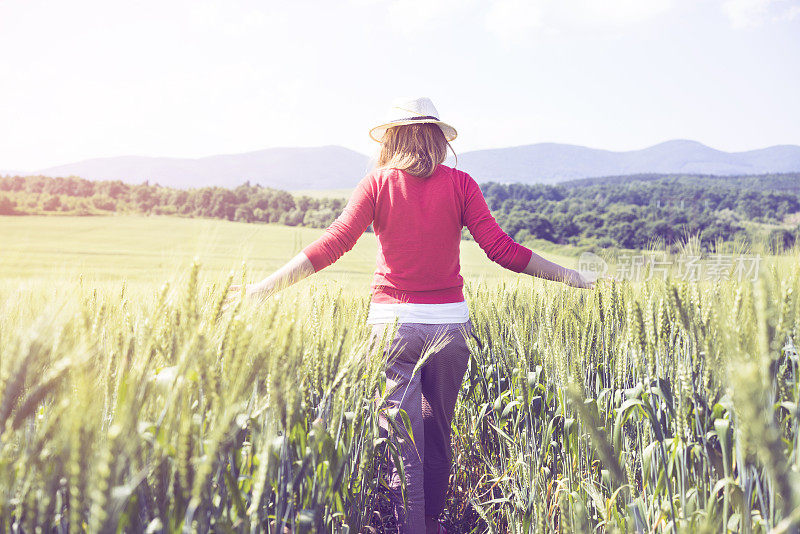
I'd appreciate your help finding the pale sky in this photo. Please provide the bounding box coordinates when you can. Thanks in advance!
[1,0,799,171]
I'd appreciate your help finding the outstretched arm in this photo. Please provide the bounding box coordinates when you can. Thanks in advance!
[226,252,314,305]
[226,175,376,307]
[522,251,594,289]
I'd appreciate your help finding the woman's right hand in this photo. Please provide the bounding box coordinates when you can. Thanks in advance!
[222,281,272,311]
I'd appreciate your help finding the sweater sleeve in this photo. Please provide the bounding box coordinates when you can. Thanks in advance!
[462,174,532,273]
[301,174,376,272]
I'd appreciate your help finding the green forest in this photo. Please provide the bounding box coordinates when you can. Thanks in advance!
[2,172,799,251]
[483,173,800,250]
[0,175,345,228]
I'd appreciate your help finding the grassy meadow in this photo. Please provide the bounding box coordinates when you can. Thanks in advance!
[1,215,800,533]
[0,215,575,286]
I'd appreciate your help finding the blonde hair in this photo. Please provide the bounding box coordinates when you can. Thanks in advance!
[375,123,456,178]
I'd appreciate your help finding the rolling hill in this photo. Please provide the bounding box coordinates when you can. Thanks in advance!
[447,140,800,184]
[35,146,373,190]
[10,140,800,189]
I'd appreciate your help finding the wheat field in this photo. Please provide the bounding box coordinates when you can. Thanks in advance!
[1,216,800,532]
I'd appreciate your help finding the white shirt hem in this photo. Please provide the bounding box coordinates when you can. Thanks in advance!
[366,301,470,324]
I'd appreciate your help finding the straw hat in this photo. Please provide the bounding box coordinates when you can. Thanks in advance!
[369,97,457,142]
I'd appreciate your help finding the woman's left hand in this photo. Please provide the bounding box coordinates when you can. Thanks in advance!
[565,269,596,289]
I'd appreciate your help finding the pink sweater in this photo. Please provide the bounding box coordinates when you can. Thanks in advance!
[302,164,533,304]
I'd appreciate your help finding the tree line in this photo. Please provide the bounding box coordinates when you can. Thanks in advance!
[0,175,345,228]
[2,173,799,250]
[482,174,800,250]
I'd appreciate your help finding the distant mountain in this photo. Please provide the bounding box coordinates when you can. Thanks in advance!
[11,140,800,189]
[35,146,373,190]
[446,140,800,184]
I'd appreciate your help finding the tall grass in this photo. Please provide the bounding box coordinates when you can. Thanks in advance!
[0,265,394,533]
[0,249,799,532]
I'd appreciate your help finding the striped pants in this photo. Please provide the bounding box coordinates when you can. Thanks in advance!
[372,321,473,533]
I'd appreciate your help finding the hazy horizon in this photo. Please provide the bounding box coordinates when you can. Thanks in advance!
[2,138,799,175]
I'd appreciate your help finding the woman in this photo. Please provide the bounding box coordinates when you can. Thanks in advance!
[227,97,594,533]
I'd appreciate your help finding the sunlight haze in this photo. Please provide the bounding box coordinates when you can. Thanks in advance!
[1,0,798,170]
